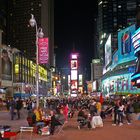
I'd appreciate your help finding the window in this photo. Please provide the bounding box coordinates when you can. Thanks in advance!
[127,2,136,11]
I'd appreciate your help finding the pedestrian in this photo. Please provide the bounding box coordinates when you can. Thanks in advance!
[9,99,16,120]
[49,110,62,135]
[89,99,97,117]
[112,100,119,126]
[63,103,69,122]
[125,101,133,125]
[22,100,27,109]
[6,99,10,111]
[118,101,125,126]
[16,98,23,119]
[96,100,102,116]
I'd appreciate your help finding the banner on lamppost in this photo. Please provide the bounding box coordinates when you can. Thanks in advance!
[38,38,49,64]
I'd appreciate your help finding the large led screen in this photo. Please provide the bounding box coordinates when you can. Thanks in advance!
[131,27,140,77]
[111,51,119,69]
[79,74,83,85]
[92,81,97,91]
[71,70,77,80]
[132,27,140,53]
[118,24,136,64]
[71,54,78,59]
[105,35,111,67]
[71,60,78,70]
[71,80,78,90]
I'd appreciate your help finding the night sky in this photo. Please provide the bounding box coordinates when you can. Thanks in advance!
[54,0,98,80]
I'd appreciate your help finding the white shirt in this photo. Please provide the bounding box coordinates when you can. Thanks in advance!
[118,105,124,111]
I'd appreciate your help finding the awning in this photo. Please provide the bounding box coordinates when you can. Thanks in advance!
[13,93,32,98]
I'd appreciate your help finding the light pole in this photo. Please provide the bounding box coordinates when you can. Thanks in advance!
[29,14,44,108]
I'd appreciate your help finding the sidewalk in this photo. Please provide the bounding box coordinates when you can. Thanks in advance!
[0,109,67,140]
[1,110,140,140]
[0,109,28,132]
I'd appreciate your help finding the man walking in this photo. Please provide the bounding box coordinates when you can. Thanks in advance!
[9,99,16,120]
[16,98,23,119]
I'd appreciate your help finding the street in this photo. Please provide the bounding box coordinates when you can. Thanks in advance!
[0,109,140,140]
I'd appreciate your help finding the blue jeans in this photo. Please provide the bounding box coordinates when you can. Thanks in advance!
[118,111,123,124]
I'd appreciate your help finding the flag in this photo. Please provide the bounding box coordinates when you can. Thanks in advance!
[100,93,104,104]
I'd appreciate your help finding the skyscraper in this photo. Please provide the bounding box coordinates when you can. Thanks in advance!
[0,0,7,44]
[97,0,140,64]
[7,0,54,67]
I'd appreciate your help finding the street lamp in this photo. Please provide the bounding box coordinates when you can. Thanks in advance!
[29,14,44,108]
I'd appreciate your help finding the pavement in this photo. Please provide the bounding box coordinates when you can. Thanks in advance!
[0,109,140,140]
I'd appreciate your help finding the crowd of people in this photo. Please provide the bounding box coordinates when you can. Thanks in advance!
[26,102,68,135]
[0,95,140,135]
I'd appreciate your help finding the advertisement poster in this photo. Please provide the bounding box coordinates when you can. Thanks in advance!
[38,38,49,64]
[71,60,78,70]
[1,46,12,81]
[121,30,131,54]
[118,24,136,64]
[71,80,78,90]
[71,70,78,80]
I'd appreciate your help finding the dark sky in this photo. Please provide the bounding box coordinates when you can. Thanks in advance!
[54,0,98,80]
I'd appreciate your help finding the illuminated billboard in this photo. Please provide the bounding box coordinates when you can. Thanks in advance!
[71,53,78,59]
[71,60,78,70]
[111,51,119,70]
[70,53,79,94]
[87,81,92,93]
[13,54,47,83]
[131,27,140,86]
[121,31,131,54]
[105,35,112,67]
[79,74,83,85]
[132,27,140,55]
[71,70,78,80]
[92,81,97,91]
[71,80,78,90]
[1,46,12,81]
[102,73,140,95]
[118,24,136,64]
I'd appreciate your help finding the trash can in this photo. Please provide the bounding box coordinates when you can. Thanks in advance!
[0,125,11,140]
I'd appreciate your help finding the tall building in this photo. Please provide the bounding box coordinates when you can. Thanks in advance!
[93,18,99,59]
[91,59,103,81]
[0,0,7,44]
[97,0,140,64]
[7,0,54,67]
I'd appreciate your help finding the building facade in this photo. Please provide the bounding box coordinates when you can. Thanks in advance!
[97,0,140,64]
[101,24,140,96]
[0,0,54,98]
[91,59,103,81]
[7,0,54,67]
[0,0,7,44]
